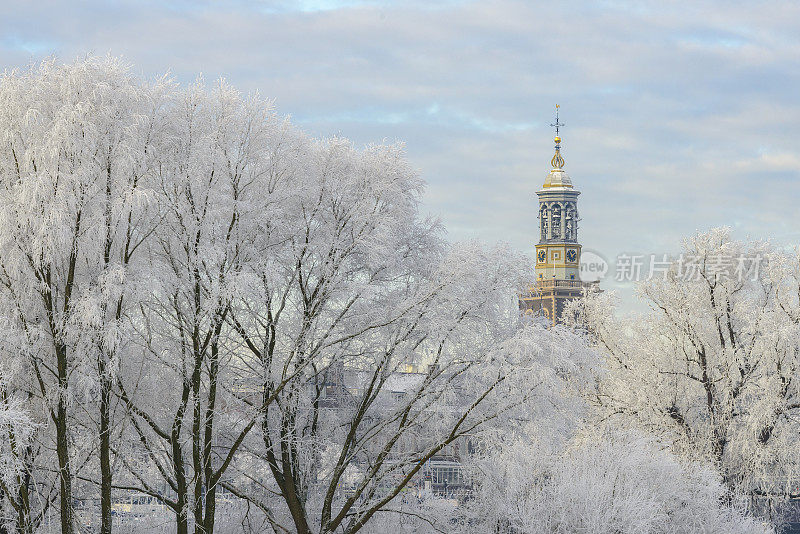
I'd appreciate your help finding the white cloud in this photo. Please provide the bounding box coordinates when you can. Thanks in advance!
[0,0,798,312]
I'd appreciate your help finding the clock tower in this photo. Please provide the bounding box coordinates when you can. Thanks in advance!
[520,107,596,325]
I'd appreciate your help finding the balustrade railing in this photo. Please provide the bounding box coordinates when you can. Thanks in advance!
[533,279,590,289]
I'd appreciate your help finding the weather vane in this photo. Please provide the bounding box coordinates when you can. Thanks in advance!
[550,104,564,138]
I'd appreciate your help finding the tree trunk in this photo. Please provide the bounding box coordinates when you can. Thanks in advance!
[173,443,190,534]
[172,395,190,534]
[99,363,113,534]
[200,337,222,534]
[55,344,74,534]
[17,455,33,534]
[56,400,73,534]
[281,403,312,534]
[99,161,114,534]
[191,334,204,534]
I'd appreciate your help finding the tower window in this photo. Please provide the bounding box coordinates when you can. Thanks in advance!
[570,274,575,280]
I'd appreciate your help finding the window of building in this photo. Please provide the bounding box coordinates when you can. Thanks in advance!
[431,465,464,485]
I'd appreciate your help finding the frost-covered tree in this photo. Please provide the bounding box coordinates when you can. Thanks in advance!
[462,428,773,534]
[355,323,771,534]
[354,321,602,534]
[191,107,543,533]
[227,238,534,534]
[112,79,298,534]
[573,228,800,516]
[0,57,167,534]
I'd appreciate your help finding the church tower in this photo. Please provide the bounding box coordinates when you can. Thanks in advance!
[520,107,595,325]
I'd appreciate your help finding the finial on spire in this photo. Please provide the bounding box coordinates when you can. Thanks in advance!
[550,104,564,141]
[549,105,565,170]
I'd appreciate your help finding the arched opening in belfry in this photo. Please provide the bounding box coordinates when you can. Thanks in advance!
[565,202,578,242]
[551,203,562,240]
[540,204,549,240]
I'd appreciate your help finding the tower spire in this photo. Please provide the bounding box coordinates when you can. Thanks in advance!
[521,104,589,326]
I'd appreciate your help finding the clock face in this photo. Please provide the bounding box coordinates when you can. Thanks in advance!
[566,249,577,263]
[537,250,546,263]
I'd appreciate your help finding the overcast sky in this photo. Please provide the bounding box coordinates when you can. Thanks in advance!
[2,0,798,311]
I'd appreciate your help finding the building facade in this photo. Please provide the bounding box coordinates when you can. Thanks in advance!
[520,111,597,325]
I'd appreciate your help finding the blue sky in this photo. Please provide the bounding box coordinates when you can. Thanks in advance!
[2,0,798,311]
